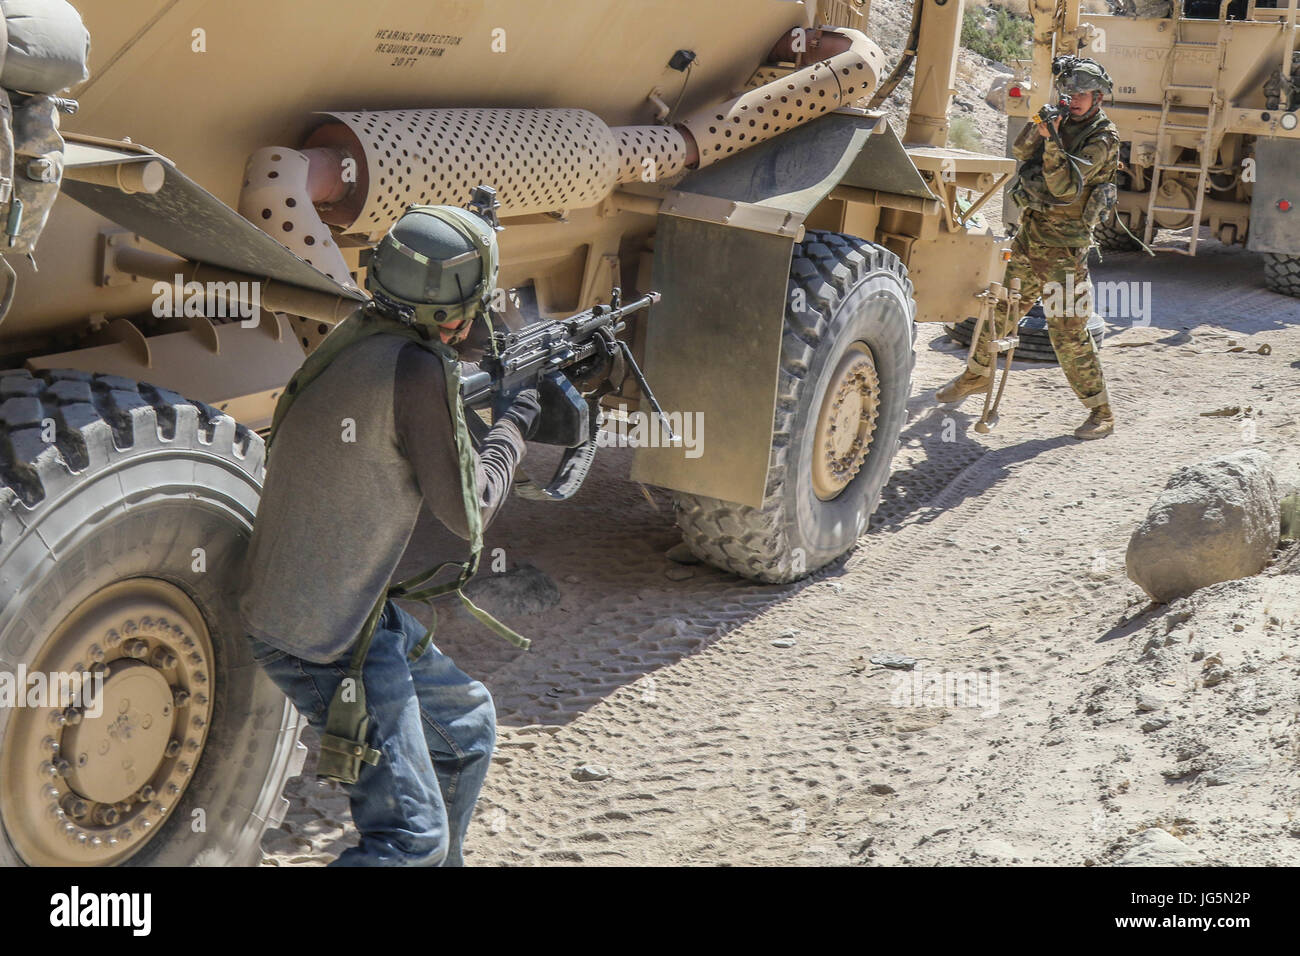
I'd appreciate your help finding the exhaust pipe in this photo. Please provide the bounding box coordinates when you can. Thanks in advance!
[239,27,885,253]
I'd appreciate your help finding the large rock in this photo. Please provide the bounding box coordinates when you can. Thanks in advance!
[1126,450,1279,603]
[984,73,1014,112]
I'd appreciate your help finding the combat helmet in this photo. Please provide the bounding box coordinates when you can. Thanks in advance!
[1052,55,1113,96]
[366,194,500,343]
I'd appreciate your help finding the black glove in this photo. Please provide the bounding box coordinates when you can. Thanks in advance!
[499,387,542,440]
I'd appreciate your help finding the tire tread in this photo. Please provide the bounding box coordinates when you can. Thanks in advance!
[672,231,914,583]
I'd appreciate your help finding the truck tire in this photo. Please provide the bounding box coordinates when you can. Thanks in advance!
[672,232,914,583]
[945,301,1105,364]
[1263,253,1300,297]
[0,369,306,866]
[1094,216,1141,252]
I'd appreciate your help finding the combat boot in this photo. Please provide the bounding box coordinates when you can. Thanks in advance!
[935,369,992,404]
[1074,403,1114,440]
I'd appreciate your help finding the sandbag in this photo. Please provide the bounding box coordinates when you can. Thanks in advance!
[0,0,90,94]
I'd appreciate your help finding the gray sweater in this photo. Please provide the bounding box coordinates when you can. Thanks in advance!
[239,333,527,662]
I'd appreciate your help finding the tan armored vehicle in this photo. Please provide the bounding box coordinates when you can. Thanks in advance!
[1003,0,1300,295]
[0,0,1011,865]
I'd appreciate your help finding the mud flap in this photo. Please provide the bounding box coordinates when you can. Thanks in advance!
[631,111,929,507]
[1002,116,1030,230]
[631,216,792,507]
[1246,137,1300,255]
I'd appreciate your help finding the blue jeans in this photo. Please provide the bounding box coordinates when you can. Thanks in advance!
[247,600,496,866]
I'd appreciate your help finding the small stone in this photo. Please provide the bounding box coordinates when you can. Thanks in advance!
[664,565,694,582]
[870,653,917,670]
[665,542,700,565]
[1232,623,1245,632]
[1136,695,1163,713]
[1202,666,1231,687]
[868,783,896,795]
[1140,716,1171,732]
[571,765,611,782]
[771,636,797,648]
[1203,756,1267,786]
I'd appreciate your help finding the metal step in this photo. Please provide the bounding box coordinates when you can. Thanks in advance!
[1167,83,1214,91]
[1164,122,1210,132]
[1174,40,1218,48]
[1151,204,1199,213]
[1157,163,1204,172]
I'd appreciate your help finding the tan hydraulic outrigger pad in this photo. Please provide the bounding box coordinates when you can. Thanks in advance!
[58,134,367,303]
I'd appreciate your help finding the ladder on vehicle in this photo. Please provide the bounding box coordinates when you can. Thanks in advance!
[1142,13,1231,255]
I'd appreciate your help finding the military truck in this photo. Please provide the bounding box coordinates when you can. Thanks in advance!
[1001,0,1300,295]
[0,0,1013,865]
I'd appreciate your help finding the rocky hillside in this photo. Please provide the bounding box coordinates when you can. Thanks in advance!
[862,0,1018,228]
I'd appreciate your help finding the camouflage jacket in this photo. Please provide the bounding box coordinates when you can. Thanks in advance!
[1010,108,1120,249]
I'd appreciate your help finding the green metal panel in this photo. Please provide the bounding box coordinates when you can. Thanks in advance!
[678,110,935,208]
[62,163,366,300]
[1002,115,1029,229]
[630,215,792,506]
[1247,137,1300,255]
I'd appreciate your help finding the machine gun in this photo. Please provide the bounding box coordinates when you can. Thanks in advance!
[459,288,674,501]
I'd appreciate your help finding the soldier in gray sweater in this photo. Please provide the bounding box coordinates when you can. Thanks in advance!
[239,203,539,865]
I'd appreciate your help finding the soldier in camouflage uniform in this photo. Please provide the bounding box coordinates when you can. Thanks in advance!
[937,58,1121,440]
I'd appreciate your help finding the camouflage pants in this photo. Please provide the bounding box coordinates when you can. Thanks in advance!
[968,233,1109,409]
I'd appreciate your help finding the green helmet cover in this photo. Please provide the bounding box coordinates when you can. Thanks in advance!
[366,204,500,334]
[1055,57,1113,96]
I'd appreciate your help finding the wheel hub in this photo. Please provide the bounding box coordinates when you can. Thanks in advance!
[63,662,176,805]
[812,342,881,501]
[1154,179,1195,230]
[0,579,214,866]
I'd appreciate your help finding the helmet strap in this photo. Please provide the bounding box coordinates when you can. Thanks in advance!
[1073,92,1103,122]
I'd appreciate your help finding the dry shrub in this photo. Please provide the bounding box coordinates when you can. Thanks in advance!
[949,115,984,151]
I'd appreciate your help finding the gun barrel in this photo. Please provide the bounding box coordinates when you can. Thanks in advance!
[461,290,660,410]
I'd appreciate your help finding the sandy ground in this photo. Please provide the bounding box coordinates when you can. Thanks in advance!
[261,231,1300,866]
[259,10,1300,865]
